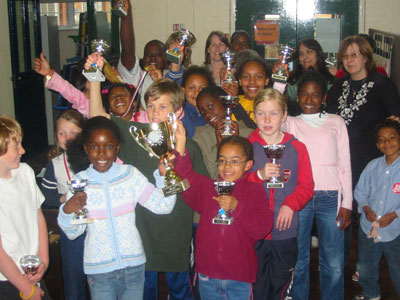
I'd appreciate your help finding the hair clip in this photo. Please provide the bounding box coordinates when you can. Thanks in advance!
[101,88,109,94]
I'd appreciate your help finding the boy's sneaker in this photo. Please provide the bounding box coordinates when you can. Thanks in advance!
[352,271,359,282]
[353,294,380,300]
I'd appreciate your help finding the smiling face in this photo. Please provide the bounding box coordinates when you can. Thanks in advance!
[342,43,367,80]
[143,42,167,70]
[217,143,252,182]
[57,119,82,151]
[207,35,228,62]
[239,61,269,100]
[183,74,209,108]
[0,137,25,178]
[376,127,400,163]
[196,94,226,129]
[84,128,120,173]
[146,95,181,124]
[108,86,132,117]
[298,81,326,114]
[298,43,318,70]
[254,99,287,144]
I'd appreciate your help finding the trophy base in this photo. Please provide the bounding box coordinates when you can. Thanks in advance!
[212,216,234,225]
[267,182,284,189]
[112,7,128,17]
[166,51,181,65]
[162,178,190,197]
[224,78,238,85]
[271,74,288,84]
[71,218,93,225]
[220,131,233,137]
[82,69,105,82]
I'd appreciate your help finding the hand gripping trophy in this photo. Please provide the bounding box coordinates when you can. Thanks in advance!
[220,95,239,137]
[129,113,190,197]
[68,178,92,224]
[271,44,294,84]
[263,144,286,188]
[83,39,123,83]
[212,181,235,225]
[166,29,196,65]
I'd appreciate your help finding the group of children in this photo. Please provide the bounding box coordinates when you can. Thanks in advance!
[0,5,399,299]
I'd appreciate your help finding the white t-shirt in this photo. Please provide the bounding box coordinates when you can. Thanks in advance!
[0,163,44,281]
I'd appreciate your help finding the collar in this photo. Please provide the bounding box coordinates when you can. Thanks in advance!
[248,129,294,146]
[86,162,120,181]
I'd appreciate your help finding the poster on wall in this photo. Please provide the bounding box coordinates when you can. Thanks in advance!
[253,18,280,60]
[372,31,394,76]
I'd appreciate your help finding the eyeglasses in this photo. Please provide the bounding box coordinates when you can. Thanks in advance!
[342,52,362,60]
[216,159,247,167]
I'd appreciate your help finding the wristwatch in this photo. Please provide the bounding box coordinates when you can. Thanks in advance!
[45,69,54,85]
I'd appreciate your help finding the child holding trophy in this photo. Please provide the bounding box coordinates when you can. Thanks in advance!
[172,121,273,300]
[248,88,314,300]
[57,116,177,300]
[0,116,51,299]
[86,53,209,300]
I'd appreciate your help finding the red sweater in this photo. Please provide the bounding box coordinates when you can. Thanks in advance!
[174,150,273,283]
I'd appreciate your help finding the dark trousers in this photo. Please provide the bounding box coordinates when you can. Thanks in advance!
[253,238,297,300]
[0,279,52,300]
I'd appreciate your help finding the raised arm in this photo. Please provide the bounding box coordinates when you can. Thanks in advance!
[120,0,136,71]
[85,54,110,118]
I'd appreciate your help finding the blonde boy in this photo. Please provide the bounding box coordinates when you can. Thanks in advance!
[0,116,50,300]
[87,54,208,300]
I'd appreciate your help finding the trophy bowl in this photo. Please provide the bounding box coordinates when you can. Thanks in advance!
[129,114,190,197]
[272,44,294,84]
[221,50,238,84]
[166,29,196,65]
[212,181,235,225]
[220,95,239,137]
[68,179,92,224]
[112,0,128,17]
[263,144,286,188]
[20,255,41,276]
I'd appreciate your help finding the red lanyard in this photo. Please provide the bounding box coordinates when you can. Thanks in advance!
[63,152,71,181]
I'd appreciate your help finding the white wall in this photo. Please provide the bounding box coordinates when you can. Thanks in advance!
[131,0,234,65]
[360,0,400,34]
[59,29,79,67]
[0,2,15,117]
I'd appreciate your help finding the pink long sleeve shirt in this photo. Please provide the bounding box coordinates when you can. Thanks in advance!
[283,113,352,211]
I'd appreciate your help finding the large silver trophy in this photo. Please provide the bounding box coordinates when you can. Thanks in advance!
[112,0,127,17]
[271,45,294,83]
[220,95,239,137]
[221,50,238,84]
[68,179,92,224]
[20,255,41,276]
[129,113,190,197]
[263,144,285,188]
[166,29,196,65]
[83,40,122,83]
[212,181,235,225]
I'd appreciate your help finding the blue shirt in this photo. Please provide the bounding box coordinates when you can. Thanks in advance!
[182,102,206,138]
[355,155,400,242]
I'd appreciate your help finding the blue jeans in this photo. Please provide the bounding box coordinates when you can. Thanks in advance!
[143,271,193,300]
[292,191,344,300]
[60,229,87,300]
[87,264,145,300]
[357,227,400,298]
[198,273,250,300]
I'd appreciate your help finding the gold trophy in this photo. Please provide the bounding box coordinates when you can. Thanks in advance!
[129,113,190,197]
[271,44,294,83]
[166,29,196,65]
[212,181,235,225]
[112,0,127,17]
[83,39,123,83]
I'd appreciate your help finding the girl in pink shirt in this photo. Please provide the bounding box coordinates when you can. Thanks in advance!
[285,70,352,300]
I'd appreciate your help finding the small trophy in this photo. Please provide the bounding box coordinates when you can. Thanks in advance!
[129,113,190,197]
[68,179,92,224]
[166,29,196,65]
[83,40,122,83]
[221,50,238,84]
[220,95,239,137]
[271,45,294,83]
[263,144,285,188]
[112,0,127,17]
[20,255,41,276]
[212,181,235,225]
